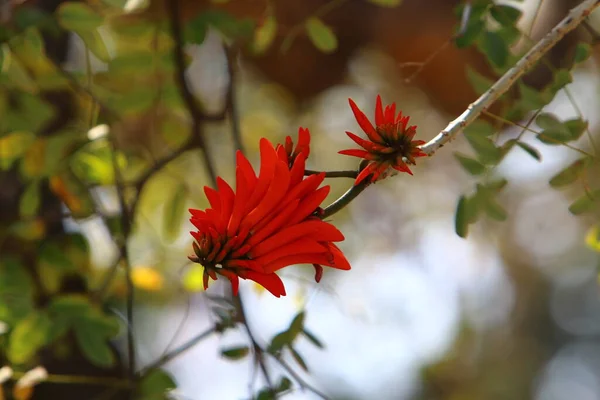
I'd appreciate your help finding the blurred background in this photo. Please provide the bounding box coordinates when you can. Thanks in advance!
[2,0,600,399]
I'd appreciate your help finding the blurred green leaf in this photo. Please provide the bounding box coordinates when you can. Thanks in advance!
[464,132,502,164]
[465,66,493,95]
[268,331,291,354]
[574,43,592,64]
[455,196,470,238]
[288,311,305,340]
[549,158,589,188]
[290,347,308,372]
[137,369,177,400]
[187,10,254,44]
[0,257,35,324]
[40,241,76,272]
[3,92,55,133]
[8,311,52,364]
[569,189,600,215]
[455,19,485,48]
[305,17,338,53]
[74,323,116,367]
[548,69,572,94]
[518,82,552,111]
[252,15,277,54]
[221,346,250,360]
[78,30,111,62]
[490,5,522,25]
[479,31,508,68]
[48,295,90,319]
[302,329,324,349]
[515,141,541,161]
[163,183,187,240]
[536,113,573,144]
[14,7,54,31]
[483,197,507,221]
[368,0,402,7]
[277,377,292,393]
[454,153,486,175]
[0,131,35,170]
[463,120,495,137]
[56,3,104,32]
[564,118,588,141]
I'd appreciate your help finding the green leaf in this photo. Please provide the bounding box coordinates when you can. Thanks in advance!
[276,377,292,393]
[48,294,90,319]
[536,113,562,130]
[288,311,305,340]
[465,66,494,95]
[516,141,541,161]
[518,82,552,110]
[268,331,291,354]
[137,369,177,399]
[252,15,277,54]
[454,153,486,175]
[483,197,507,221]
[455,196,470,238]
[464,132,502,164]
[463,120,495,137]
[536,113,572,145]
[187,11,254,43]
[0,131,35,170]
[368,0,402,7]
[548,69,572,94]
[305,17,338,53]
[163,183,187,240]
[8,311,52,364]
[564,118,588,141]
[78,30,111,62]
[490,5,522,26]
[56,2,103,32]
[479,31,508,68]
[569,189,600,215]
[40,241,76,271]
[74,323,116,367]
[221,346,250,360]
[303,329,324,349]
[574,43,592,64]
[0,257,35,324]
[485,178,508,192]
[290,347,308,372]
[549,158,588,187]
[455,19,485,48]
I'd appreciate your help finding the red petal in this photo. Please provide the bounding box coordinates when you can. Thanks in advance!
[250,220,323,258]
[203,269,210,290]
[348,98,382,143]
[392,160,413,175]
[217,177,235,234]
[263,253,333,274]
[277,172,325,212]
[236,150,257,188]
[245,139,278,214]
[204,187,221,215]
[296,127,311,159]
[286,185,330,226]
[276,144,288,164]
[384,103,396,125]
[241,160,290,231]
[247,199,300,247]
[289,152,306,188]
[375,95,384,127]
[313,264,324,283]
[227,167,250,237]
[338,148,372,159]
[328,243,352,270]
[254,239,327,267]
[219,270,240,296]
[242,270,286,297]
[355,163,377,185]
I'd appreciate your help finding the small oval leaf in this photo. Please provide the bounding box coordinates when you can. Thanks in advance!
[549,158,587,188]
[305,17,337,53]
[221,346,250,360]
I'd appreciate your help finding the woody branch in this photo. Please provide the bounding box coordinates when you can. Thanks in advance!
[419,0,600,156]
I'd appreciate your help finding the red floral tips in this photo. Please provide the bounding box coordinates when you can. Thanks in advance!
[188,129,351,298]
[339,95,427,185]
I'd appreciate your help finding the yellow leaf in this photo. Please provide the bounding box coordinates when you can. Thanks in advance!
[586,225,600,252]
[0,131,34,170]
[21,139,46,178]
[182,264,206,292]
[49,176,82,213]
[132,266,164,291]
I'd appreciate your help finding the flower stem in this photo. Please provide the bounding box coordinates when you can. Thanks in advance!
[320,179,371,219]
[304,169,358,178]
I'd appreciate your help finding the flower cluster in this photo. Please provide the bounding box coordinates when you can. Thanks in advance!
[188,95,425,297]
[188,129,351,297]
[340,95,426,185]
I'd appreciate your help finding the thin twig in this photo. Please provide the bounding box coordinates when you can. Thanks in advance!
[272,356,329,399]
[320,179,371,219]
[139,326,217,375]
[108,135,136,379]
[419,0,600,156]
[168,0,218,187]
[232,294,277,397]
[225,46,244,156]
[304,169,358,178]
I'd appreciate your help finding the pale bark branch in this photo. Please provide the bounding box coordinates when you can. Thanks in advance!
[419,0,600,156]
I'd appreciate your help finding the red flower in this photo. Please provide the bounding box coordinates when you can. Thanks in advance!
[339,95,427,185]
[188,129,351,298]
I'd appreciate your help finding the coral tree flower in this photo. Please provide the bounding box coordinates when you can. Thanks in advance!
[339,95,427,185]
[188,128,351,298]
